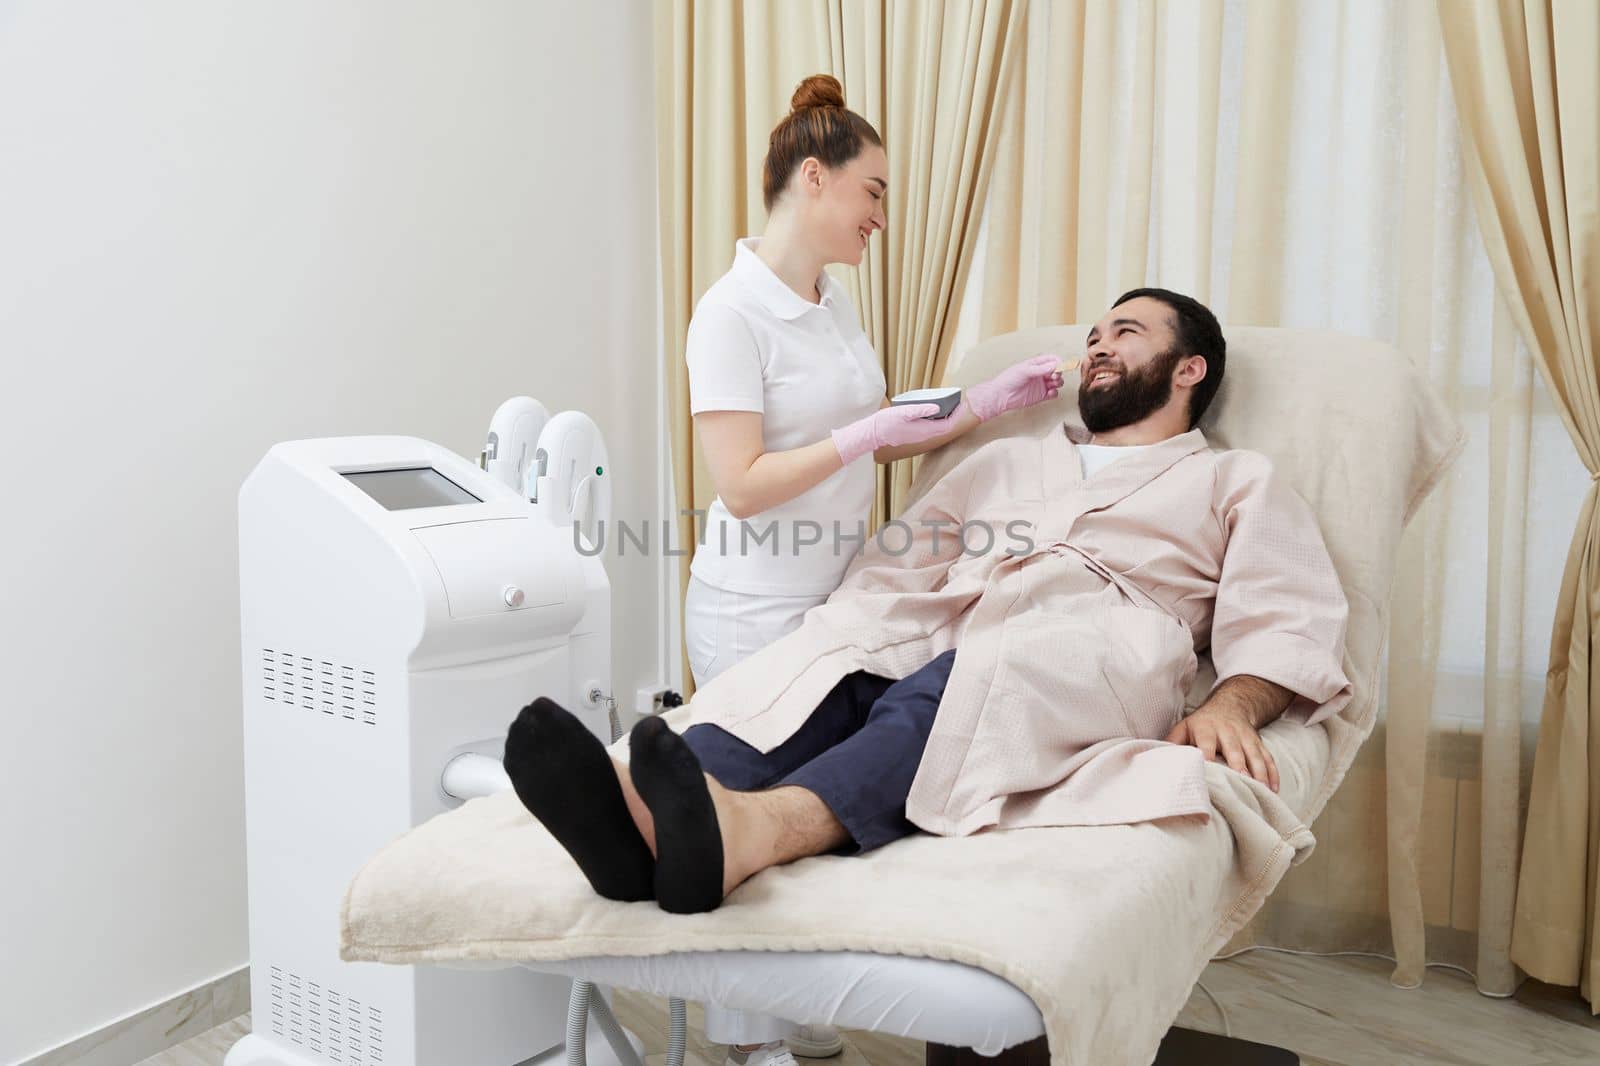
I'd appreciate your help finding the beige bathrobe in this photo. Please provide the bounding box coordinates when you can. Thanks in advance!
[688,422,1352,836]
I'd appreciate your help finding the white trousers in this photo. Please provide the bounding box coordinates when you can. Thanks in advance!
[683,575,824,688]
[682,575,827,1044]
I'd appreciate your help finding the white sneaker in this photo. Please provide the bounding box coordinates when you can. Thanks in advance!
[724,1043,799,1066]
[787,1025,846,1059]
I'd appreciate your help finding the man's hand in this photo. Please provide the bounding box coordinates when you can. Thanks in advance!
[1165,702,1280,793]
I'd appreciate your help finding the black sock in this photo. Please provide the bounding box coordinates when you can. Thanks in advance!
[629,716,725,914]
[503,697,654,902]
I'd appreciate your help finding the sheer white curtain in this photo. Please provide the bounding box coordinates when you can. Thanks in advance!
[954,0,1588,994]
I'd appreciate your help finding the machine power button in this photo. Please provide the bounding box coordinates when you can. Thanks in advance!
[502,585,526,608]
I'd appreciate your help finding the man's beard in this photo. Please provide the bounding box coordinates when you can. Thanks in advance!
[1078,346,1182,433]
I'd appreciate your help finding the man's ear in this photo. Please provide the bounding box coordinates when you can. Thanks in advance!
[1177,354,1207,386]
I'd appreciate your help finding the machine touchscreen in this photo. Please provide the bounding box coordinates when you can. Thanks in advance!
[342,467,481,511]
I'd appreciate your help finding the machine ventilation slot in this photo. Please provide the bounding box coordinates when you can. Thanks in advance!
[261,648,377,725]
[269,965,385,1064]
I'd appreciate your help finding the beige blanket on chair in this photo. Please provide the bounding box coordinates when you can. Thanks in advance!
[341,326,1463,1066]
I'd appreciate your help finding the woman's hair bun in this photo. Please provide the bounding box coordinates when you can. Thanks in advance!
[762,72,880,212]
[791,74,845,113]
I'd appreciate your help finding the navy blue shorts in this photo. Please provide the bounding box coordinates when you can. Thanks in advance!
[682,649,958,854]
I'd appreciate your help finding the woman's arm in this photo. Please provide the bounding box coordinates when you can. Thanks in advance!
[873,355,1067,463]
[694,410,844,519]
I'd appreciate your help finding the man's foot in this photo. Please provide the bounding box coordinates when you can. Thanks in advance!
[725,1042,798,1066]
[503,697,655,902]
[629,715,725,913]
[786,1025,846,1059]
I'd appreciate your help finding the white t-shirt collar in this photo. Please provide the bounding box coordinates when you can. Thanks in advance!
[733,237,842,321]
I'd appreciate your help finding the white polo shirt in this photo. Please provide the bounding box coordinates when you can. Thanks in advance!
[685,238,887,596]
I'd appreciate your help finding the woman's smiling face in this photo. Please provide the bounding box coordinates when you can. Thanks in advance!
[800,143,888,266]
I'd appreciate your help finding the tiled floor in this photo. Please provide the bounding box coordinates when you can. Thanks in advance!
[138,950,1600,1066]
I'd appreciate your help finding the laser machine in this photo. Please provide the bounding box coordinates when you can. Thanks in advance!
[228,401,629,1065]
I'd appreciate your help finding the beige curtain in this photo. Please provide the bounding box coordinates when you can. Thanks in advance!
[825,1,1028,519]
[1438,0,1600,1008]
[654,0,1028,694]
[972,0,1571,1001]
[979,0,1164,333]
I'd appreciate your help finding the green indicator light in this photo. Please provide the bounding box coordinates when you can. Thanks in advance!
[596,466,604,475]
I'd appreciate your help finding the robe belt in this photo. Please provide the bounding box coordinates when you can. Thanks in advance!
[1042,541,1181,622]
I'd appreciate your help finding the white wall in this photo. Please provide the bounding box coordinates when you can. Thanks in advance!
[0,3,661,1059]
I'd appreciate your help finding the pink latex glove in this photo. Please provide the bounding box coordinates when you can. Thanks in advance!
[831,404,945,465]
[963,353,1064,421]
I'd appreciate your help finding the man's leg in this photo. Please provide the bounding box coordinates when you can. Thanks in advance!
[680,668,896,789]
[607,666,893,861]
[630,650,959,912]
[776,649,955,853]
[506,670,892,902]
[627,727,854,912]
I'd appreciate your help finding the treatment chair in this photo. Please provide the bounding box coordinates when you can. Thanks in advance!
[338,325,1464,1066]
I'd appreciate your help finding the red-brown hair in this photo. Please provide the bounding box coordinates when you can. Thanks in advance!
[762,74,883,212]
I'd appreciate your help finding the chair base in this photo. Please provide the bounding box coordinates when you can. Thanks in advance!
[926,1026,1298,1065]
